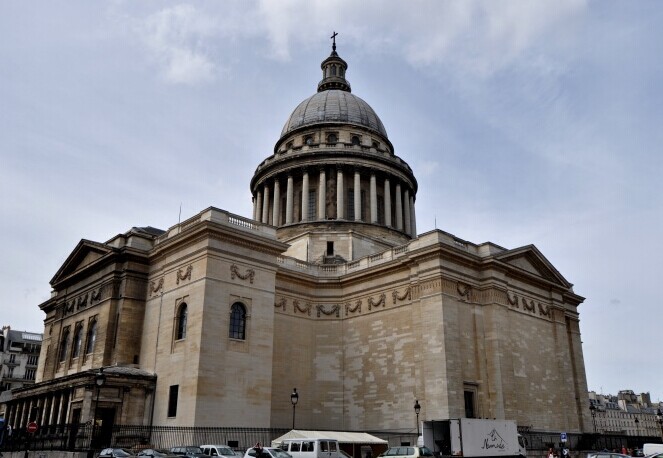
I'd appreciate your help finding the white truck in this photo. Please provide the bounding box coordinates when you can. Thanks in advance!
[422,419,527,458]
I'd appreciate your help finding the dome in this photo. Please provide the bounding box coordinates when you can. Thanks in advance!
[280,90,388,139]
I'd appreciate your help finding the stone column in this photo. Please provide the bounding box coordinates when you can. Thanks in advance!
[272,179,281,226]
[255,191,262,222]
[252,196,257,220]
[286,174,294,224]
[395,182,403,230]
[301,170,309,221]
[336,167,344,219]
[404,188,412,235]
[384,178,392,227]
[370,173,378,223]
[354,169,361,221]
[410,194,417,236]
[318,168,326,220]
[262,184,270,224]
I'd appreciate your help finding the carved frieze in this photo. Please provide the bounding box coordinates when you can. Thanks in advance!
[275,297,287,310]
[457,282,472,302]
[293,300,312,316]
[316,304,340,318]
[230,264,255,284]
[368,293,386,310]
[392,287,411,304]
[345,299,362,315]
[176,265,193,285]
[150,278,163,296]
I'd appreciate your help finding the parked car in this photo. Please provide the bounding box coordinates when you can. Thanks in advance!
[201,445,238,458]
[587,453,631,458]
[171,446,212,458]
[632,449,644,457]
[379,447,433,458]
[244,447,292,458]
[99,448,135,458]
[138,449,180,458]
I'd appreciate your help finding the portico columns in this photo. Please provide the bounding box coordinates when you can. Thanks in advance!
[395,183,403,230]
[272,180,281,226]
[286,175,294,224]
[301,170,309,221]
[255,191,262,222]
[384,178,392,227]
[410,194,417,236]
[404,188,412,235]
[318,168,326,220]
[262,184,270,224]
[370,173,378,223]
[354,169,361,221]
[336,168,344,219]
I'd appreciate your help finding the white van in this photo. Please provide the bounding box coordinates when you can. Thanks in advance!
[279,439,340,458]
[201,445,238,458]
[643,444,663,456]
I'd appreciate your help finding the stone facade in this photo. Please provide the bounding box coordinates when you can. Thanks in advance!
[3,43,591,438]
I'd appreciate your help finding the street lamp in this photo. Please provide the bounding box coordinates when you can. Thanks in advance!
[414,400,421,437]
[589,403,597,433]
[291,388,299,430]
[92,369,106,449]
[656,408,663,439]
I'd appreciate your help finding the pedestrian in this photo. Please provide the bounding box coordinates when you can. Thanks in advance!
[548,448,554,458]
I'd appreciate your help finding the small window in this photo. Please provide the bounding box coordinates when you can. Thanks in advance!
[290,443,301,452]
[351,135,361,146]
[286,141,293,150]
[305,136,314,146]
[327,133,338,144]
[86,320,97,354]
[372,141,379,149]
[229,302,247,340]
[176,303,188,340]
[327,241,334,256]
[331,65,337,76]
[168,385,179,417]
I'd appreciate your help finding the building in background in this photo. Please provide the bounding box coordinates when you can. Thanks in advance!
[4,42,590,438]
[589,390,662,437]
[0,326,43,419]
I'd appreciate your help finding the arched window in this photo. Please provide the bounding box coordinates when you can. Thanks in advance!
[327,133,338,144]
[72,325,82,358]
[229,302,246,340]
[58,328,70,362]
[351,135,361,146]
[176,303,188,340]
[86,320,97,354]
[331,65,337,76]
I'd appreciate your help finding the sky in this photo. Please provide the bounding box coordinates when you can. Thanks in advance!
[1,1,661,403]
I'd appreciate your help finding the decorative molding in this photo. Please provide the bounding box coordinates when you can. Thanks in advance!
[507,292,519,307]
[150,278,164,295]
[392,287,411,304]
[176,265,193,285]
[522,298,535,313]
[76,294,88,310]
[345,300,362,315]
[368,293,386,310]
[91,288,102,303]
[275,297,287,311]
[538,302,551,317]
[457,282,472,302]
[317,304,340,318]
[293,300,312,316]
[230,264,255,284]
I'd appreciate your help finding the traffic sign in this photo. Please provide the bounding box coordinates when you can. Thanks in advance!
[560,432,567,443]
[26,421,38,434]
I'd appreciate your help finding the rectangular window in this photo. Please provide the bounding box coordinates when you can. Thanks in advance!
[347,189,355,219]
[168,385,179,417]
[281,197,287,225]
[327,241,334,256]
[25,369,35,380]
[377,195,384,224]
[308,190,317,219]
[464,390,476,418]
[9,354,15,363]
[360,190,367,221]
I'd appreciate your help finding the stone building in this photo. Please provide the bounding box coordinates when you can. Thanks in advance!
[3,42,591,437]
[0,327,43,419]
[589,391,663,437]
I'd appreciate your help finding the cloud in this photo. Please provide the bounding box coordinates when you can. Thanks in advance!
[140,4,217,85]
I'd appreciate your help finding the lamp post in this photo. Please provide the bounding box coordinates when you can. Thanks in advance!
[414,400,421,437]
[291,388,299,430]
[92,369,106,450]
[589,403,597,433]
[656,408,663,439]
